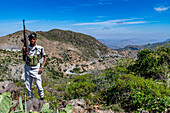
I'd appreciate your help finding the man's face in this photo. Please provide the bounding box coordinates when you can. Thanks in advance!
[29,37,37,45]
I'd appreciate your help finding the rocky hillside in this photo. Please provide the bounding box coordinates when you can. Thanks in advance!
[0,29,120,75]
[37,29,110,58]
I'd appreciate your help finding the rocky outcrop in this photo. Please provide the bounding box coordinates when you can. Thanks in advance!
[58,99,90,113]
[0,81,20,100]
[0,81,20,112]
[68,99,88,113]
[26,98,48,112]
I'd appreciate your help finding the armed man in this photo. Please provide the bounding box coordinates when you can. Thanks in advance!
[22,32,47,100]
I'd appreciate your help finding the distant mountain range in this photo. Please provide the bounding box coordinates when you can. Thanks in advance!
[117,39,170,52]
[115,39,170,59]
[97,38,165,49]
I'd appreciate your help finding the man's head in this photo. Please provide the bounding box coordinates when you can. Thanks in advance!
[28,33,37,46]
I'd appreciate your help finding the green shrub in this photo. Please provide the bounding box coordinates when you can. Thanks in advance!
[64,81,96,99]
[128,45,170,82]
[64,74,96,99]
[130,89,169,112]
[93,68,120,93]
[105,74,170,112]
[73,74,92,82]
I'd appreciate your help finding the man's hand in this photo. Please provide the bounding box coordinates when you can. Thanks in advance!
[22,46,27,61]
[38,67,43,74]
[22,46,26,51]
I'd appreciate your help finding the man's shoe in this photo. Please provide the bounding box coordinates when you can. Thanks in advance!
[29,97,33,100]
[40,98,44,100]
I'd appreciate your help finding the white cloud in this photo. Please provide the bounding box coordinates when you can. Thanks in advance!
[117,21,148,25]
[72,18,146,26]
[154,6,170,12]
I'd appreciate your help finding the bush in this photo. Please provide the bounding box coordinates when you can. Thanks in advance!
[130,89,169,112]
[93,68,120,93]
[105,74,170,112]
[64,74,96,99]
[128,45,170,82]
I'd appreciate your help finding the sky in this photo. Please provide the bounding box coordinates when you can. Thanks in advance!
[0,0,170,42]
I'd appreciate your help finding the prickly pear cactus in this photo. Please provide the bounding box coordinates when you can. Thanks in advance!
[64,104,73,113]
[60,104,73,113]
[40,103,50,112]
[0,92,13,113]
[40,103,56,113]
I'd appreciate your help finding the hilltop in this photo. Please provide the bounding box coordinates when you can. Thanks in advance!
[0,29,120,75]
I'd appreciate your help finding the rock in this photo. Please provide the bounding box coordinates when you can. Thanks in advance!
[0,82,4,91]
[0,81,20,100]
[72,106,85,113]
[26,98,49,112]
[0,81,20,112]
[59,99,89,113]
[68,99,86,109]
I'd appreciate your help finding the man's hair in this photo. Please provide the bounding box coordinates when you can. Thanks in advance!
[28,33,37,38]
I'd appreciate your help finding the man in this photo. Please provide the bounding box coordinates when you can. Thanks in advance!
[22,33,47,100]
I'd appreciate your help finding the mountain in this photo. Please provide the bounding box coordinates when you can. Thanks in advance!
[165,39,170,42]
[0,29,120,76]
[98,38,159,49]
[37,29,110,59]
[117,39,170,51]
[116,39,170,59]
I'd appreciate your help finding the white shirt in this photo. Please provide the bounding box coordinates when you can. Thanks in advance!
[24,45,45,77]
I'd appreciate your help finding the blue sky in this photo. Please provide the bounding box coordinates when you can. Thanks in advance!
[0,0,170,42]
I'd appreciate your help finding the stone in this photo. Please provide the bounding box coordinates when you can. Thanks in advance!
[0,81,20,100]
[26,98,49,112]
[68,99,86,109]
[72,106,84,113]
[62,99,89,113]
[0,81,20,112]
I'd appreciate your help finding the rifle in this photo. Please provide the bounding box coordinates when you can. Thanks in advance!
[21,20,29,62]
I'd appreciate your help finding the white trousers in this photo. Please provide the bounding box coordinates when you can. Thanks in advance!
[25,67,44,99]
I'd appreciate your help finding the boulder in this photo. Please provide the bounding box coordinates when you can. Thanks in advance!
[26,98,48,112]
[59,99,89,113]
[0,81,20,100]
[0,81,20,112]
[68,99,86,109]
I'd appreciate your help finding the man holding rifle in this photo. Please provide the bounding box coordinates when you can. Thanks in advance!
[22,20,47,100]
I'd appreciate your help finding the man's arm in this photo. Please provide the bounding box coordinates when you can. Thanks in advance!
[38,55,47,74]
